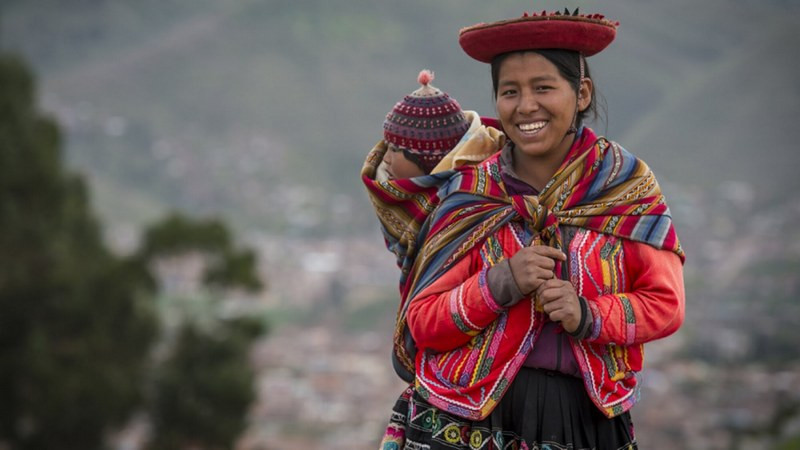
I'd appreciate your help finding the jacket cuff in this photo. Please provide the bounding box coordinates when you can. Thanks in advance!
[487,259,526,307]
[568,295,594,340]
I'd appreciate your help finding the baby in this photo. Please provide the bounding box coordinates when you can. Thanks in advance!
[379,70,471,180]
[362,70,505,271]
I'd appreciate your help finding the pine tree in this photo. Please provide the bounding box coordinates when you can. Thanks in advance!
[0,53,158,448]
[148,319,260,450]
[137,213,266,449]
[0,51,267,450]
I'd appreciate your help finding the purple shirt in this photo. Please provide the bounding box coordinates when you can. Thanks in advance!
[498,143,582,378]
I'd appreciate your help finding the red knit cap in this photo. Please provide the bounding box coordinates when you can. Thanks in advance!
[383,70,470,173]
[459,9,618,63]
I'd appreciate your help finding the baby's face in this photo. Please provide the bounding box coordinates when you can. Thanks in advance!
[384,144,425,180]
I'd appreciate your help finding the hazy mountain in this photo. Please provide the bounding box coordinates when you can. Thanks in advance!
[1,0,797,232]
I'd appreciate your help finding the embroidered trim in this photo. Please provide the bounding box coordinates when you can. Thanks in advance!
[449,284,481,335]
[618,294,637,345]
[417,298,536,420]
[478,267,504,313]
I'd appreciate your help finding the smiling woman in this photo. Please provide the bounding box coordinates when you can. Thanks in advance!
[493,50,594,190]
[370,9,687,450]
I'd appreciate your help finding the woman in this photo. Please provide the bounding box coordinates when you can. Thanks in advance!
[373,9,685,450]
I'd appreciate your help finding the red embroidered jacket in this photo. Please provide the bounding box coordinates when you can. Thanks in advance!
[407,223,685,418]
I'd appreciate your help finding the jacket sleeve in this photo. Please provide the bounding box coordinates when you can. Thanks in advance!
[406,248,506,353]
[585,241,685,346]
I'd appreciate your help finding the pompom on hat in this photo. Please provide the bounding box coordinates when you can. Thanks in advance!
[383,70,471,173]
[459,8,619,63]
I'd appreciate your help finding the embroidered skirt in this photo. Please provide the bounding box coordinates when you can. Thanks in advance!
[379,368,636,450]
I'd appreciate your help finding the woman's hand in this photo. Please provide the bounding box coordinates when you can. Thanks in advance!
[536,279,581,333]
[508,246,566,296]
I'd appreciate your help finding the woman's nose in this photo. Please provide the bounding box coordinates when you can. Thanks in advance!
[517,92,538,114]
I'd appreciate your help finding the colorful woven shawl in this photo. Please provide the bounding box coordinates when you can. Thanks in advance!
[361,112,505,292]
[362,127,684,381]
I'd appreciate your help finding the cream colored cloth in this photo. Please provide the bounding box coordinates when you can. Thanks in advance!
[430,110,505,173]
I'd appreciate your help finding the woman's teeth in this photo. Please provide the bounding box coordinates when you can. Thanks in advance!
[518,121,546,134]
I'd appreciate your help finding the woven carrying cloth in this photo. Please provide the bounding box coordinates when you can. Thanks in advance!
[363,127,683,419]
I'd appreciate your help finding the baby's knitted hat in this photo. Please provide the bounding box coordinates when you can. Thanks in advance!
[383,70,470,173]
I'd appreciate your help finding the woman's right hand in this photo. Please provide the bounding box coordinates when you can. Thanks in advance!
[508,246,566,296]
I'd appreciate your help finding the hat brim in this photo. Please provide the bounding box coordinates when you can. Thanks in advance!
[459,15,617,63]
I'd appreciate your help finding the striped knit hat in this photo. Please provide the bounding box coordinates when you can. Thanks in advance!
[383,70,470,173]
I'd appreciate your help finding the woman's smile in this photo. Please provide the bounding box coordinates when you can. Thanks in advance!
[516,120,548,137]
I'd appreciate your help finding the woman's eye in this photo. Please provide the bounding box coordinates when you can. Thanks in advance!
[536,85,554,92]
[501,89,516,96]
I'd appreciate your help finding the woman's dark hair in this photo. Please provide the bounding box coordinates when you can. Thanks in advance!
[490,49,606,129]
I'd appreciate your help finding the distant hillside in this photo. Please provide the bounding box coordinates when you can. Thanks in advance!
[622,13,800,202]
[1,0,797,233]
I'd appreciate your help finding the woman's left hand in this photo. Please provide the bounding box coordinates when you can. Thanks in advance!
[536,279,581,333]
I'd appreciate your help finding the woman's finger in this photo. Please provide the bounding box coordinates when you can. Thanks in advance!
[531,254,556,271]
[529,245,566,261]
[536,279,566,296]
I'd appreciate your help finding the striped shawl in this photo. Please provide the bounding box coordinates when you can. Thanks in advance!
[361,127,684,385]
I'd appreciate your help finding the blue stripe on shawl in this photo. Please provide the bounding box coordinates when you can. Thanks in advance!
[631,215,659,243]
[584,145,637,202]
[657,208,675,243]
[647,216,671,246]
[411,169,458,189]
[630,214,671,247]
[643,215,661,241]
[606,148,638,191]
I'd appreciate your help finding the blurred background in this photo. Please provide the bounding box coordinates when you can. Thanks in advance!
[1,0,799,448]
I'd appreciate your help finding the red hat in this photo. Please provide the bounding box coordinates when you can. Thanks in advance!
[459,9,618,63]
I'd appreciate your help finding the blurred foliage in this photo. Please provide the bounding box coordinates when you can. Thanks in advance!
[139,213,232,256]
[0,52,157,448]
[137,212,263,292]
[0,52,267,448]
[148,318,262,450]
[773,436,800,450]
[136,212,266,449]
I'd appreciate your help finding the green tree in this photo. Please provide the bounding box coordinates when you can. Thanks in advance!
[0,53,158,448]
[0,52,267,449]
[147,319,262,450]
[137,213,266,449]
[136,212,263,293]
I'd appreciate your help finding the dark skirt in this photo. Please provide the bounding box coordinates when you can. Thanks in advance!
[379,368,637,450]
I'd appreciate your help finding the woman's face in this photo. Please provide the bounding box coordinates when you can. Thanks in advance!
[384,144,425,180]
[495,52,591,162]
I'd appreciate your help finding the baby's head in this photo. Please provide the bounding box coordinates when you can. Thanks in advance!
[383,70,470,179]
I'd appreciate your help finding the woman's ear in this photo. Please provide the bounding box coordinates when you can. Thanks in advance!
[578,78,593,112]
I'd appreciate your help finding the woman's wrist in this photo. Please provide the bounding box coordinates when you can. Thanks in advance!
[487,259,526,307]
